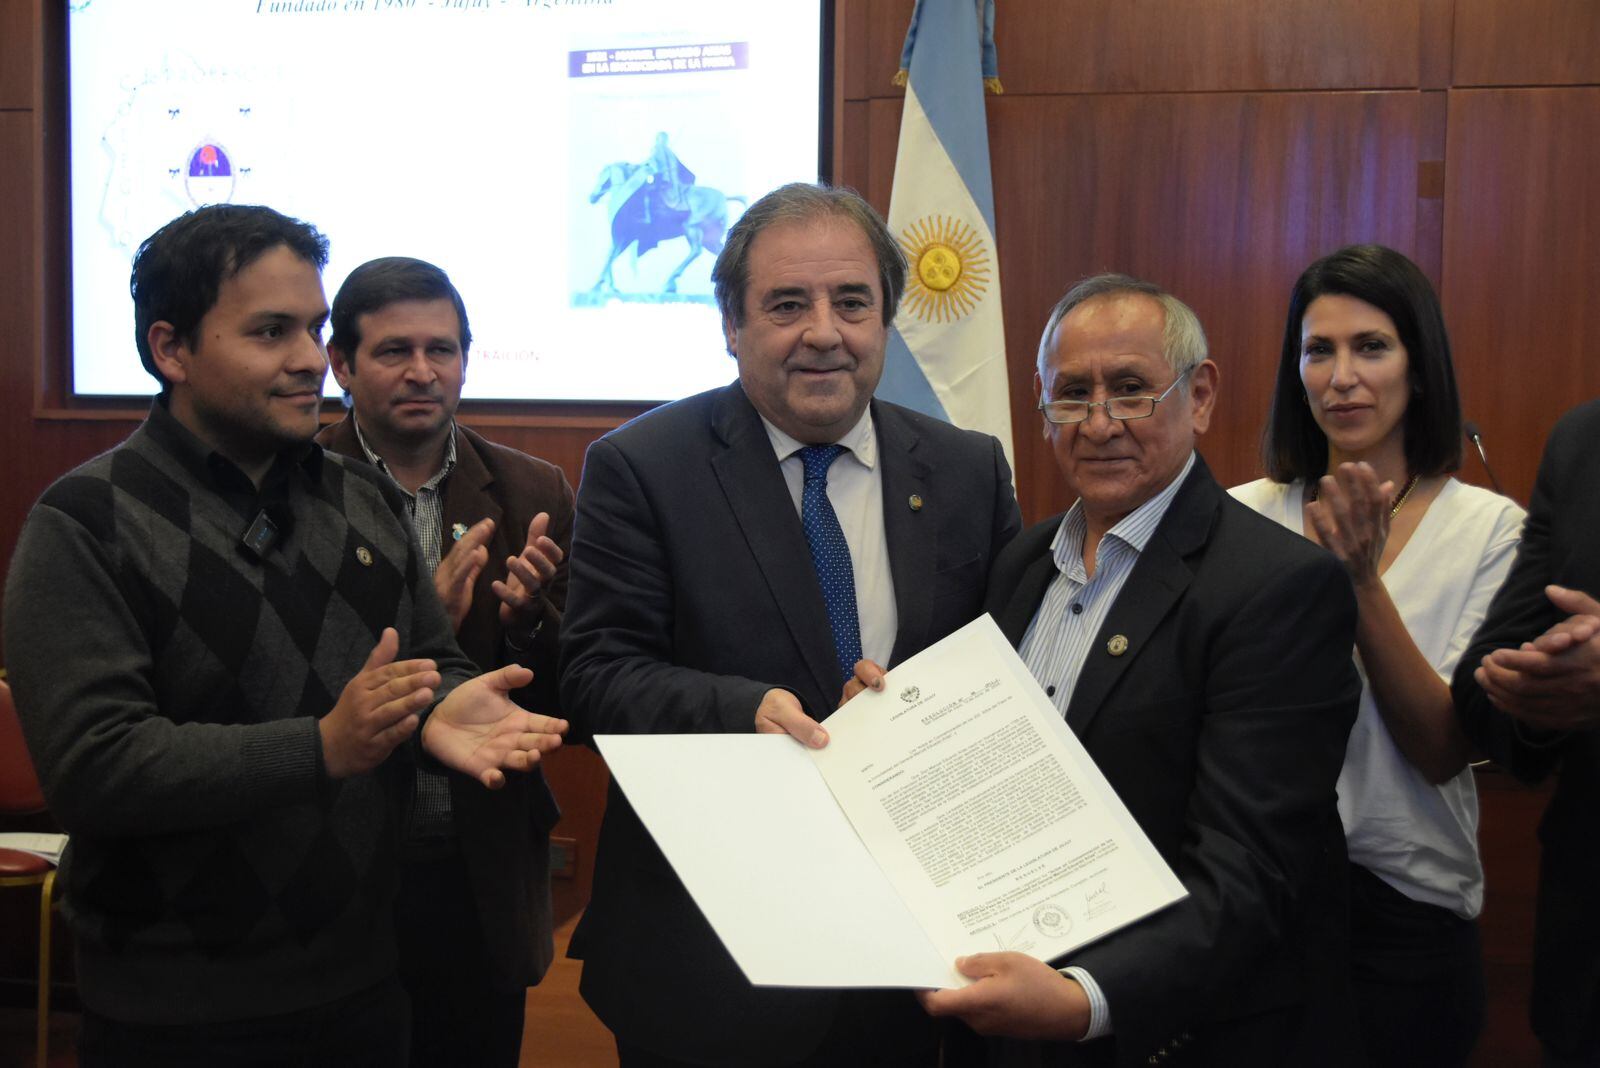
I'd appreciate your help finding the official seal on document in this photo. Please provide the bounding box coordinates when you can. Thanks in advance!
[1032,901,1073,939]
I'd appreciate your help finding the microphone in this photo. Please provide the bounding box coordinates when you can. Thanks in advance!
[238,504,294,561]
[1463,420,1505,495]
[239,510,280,560]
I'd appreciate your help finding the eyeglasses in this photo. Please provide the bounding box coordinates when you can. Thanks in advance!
[1036,366,1195,425]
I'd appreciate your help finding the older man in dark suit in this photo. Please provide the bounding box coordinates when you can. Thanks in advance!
[912,275,1359,1066]
[318,257,574,1068]
[559,182,1021,1067]
[1453,400,1600,1065]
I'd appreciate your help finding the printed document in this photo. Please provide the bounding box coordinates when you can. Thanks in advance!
[596,614,1185,988]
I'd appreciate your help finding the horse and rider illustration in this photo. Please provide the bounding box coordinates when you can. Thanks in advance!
[587,133,746,297]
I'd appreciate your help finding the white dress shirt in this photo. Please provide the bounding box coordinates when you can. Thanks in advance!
[760,407,898,669]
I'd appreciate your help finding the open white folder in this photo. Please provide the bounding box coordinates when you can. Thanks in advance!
[0,832,66,865]
[595,614,1186,989]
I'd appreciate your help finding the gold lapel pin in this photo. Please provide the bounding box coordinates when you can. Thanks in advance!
[908,494,924,511]
[451,522,469,541]
[355,547,374,566]
[1106,634,1129,656]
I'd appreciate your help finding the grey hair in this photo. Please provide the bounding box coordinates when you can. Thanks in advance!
[712,182,907,330]
[1035,273,1209,380]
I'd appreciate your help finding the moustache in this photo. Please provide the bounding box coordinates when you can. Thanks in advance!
[274,373,325,395]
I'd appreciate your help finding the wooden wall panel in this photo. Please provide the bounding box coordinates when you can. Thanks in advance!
[862,96,902,211]
[0,0,33,109]
[1419,0,1457,89]
[1473,769,1550,1067]
[1,111,143,659]
[836,0,875,102]
[1443,87,1600,506]
[859,0,918,99]
[985,91,1424,520]
[1413,90,1449,285]
[835,99,872,196]
[543,744,608,926]
[0,113,32,428]
[854,0,1423,99]
[1453,0,1600,87]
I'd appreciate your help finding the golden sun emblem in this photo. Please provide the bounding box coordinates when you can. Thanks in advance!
[899,215,992,323]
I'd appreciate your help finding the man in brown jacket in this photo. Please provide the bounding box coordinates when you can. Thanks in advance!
[318,256,574,1068]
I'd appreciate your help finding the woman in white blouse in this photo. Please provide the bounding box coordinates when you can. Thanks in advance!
[1232,245,1524,1067]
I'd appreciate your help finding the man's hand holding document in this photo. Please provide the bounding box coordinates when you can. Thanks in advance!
[595,614,1185,989]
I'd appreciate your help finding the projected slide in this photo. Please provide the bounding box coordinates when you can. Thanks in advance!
[69,0,823,401]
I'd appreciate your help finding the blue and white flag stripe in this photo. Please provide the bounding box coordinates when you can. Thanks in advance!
[881,0,1013,469]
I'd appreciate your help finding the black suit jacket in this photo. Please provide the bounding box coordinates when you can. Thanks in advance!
[983,457,1358,1067]
[318,417,573,990]
[560,382,1021,1065]
[1452,400,1600,1056]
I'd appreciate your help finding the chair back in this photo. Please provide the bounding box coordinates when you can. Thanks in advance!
[0,680,47,814]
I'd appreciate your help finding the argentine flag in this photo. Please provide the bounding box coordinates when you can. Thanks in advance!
[879,0,1013,468]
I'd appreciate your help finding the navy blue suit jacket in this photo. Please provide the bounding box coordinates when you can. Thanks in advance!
[560,382,1020,1065]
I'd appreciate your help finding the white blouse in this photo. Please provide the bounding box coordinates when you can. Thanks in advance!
[1230,477,1525,918]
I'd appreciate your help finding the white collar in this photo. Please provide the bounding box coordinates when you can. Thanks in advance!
[759,405,878,470]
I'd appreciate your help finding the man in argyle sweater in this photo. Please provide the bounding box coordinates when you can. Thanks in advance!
[1,205,565,1066]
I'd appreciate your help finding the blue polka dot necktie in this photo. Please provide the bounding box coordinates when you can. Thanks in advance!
[798,444,863,683]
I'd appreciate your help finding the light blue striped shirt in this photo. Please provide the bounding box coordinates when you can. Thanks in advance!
[1017,450,1195,1040]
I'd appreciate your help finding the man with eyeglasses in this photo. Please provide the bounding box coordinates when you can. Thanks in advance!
[919,275,1361,1065]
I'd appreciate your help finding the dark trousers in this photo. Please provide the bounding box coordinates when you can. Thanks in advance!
[1349,863,1485,1068]
[1542,1044,1600,1068]
[78,976,409,1068]
[395,845,527,1068]
[617,989,940,1067]
[1531,848,1600,1064]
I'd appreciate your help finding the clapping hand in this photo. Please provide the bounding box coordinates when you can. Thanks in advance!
[1304,462,1394,587]
[423,663,567,789]
[1476,585,1600,731]
[496,513,564,637]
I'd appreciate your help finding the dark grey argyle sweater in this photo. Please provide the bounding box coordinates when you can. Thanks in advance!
[2,402,476,1025]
